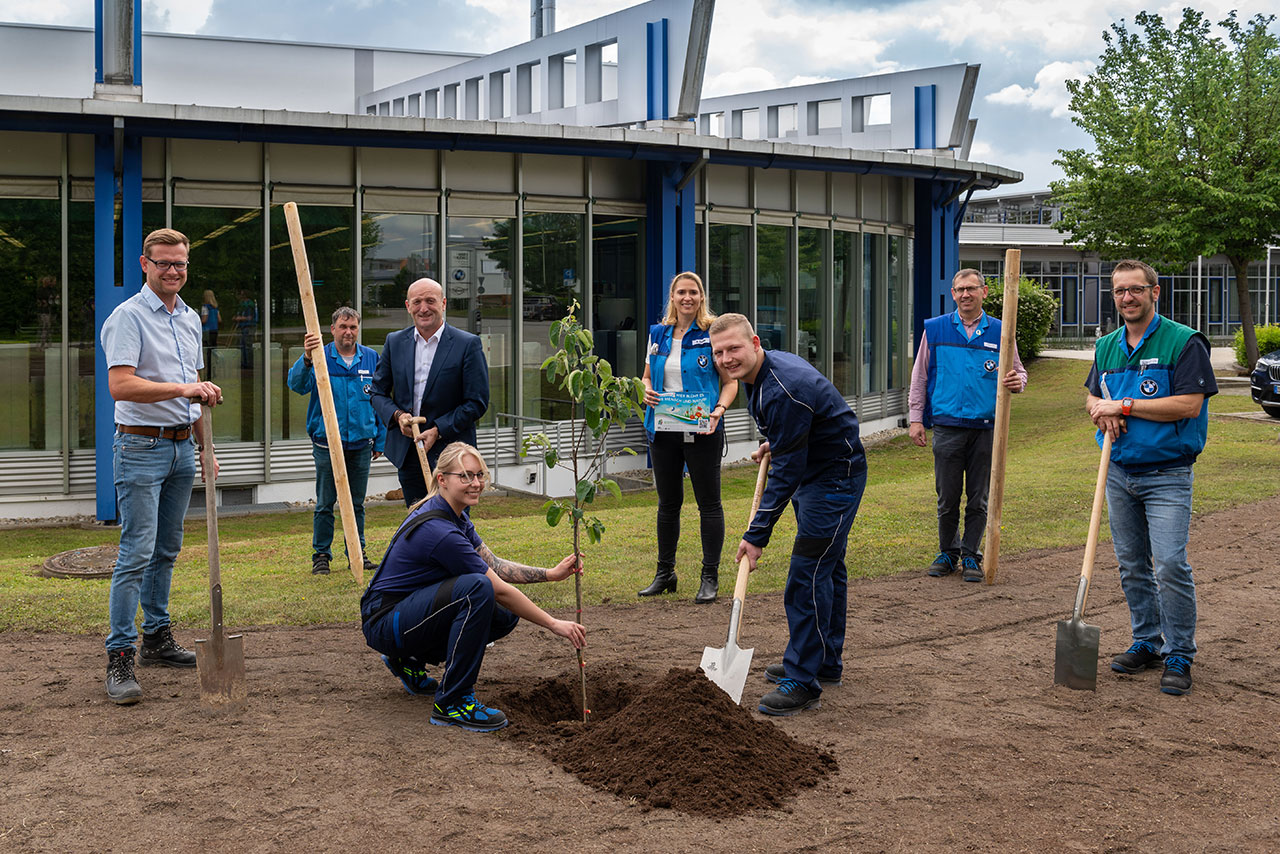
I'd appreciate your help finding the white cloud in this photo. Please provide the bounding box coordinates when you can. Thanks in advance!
[144,1,216,34]
[704,67,779,98]
[0,1,87,26]
[985,60,1093,118]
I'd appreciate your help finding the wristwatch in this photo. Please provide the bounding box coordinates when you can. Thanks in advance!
[1121,397,1133,416]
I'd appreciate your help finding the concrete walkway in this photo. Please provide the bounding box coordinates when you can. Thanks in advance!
[1041,346,1240,373]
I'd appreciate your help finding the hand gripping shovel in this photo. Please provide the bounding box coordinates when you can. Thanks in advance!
[1054,431,1112,691]
[195,405,247,709]
[410,416,434,485]
[701,452,770,704]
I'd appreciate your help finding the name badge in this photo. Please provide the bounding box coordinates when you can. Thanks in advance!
[983,342,998,350]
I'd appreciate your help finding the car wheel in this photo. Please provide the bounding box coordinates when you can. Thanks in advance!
[1264,405,1280,420]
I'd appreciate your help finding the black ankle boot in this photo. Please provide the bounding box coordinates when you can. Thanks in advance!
[694,567,719,604]
[638,566,676,596]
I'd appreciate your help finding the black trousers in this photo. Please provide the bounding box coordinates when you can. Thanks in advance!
[649,430,725,573]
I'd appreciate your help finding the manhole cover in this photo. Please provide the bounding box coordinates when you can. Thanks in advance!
[42,545,118,579]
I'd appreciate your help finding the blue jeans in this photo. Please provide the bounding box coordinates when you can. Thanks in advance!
[107,433,197,651]
[313,441,371,558]
[1106,464,1197,659]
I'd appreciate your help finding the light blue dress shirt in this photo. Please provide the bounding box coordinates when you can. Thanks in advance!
[100,285,204,427]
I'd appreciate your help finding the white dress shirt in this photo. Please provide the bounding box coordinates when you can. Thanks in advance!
[412,323,445,416]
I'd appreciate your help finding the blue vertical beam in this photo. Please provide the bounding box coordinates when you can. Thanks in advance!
[912,179,962,345]
[645,162,678,326]
[94,133,117,521]
[914,85,936,150]
[122,136,142,290]
[676,177,696,274]
[94,0,104,83]
[132,0,142,86]
[646,19,669,121]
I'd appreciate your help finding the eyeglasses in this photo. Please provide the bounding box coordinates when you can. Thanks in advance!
[146,257,189,272]
[952,286,985,295]
[443,470,487,484]
[1110,286,1153,298]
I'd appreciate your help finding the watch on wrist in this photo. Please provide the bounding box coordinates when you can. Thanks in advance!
[1121,397,1133,416]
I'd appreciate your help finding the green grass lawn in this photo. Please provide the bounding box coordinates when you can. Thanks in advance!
[2,357,1277,634]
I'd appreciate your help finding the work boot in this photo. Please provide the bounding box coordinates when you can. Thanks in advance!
[381,654,438,695]
[960,555,984,583]
[312,553,331,575]
[363,556,378,575]
[926,553,957,577]
[105,648,142,705]
[430,693,509,732]
[1111,640,1163,674]
[139,625,197,668]
[638,566,676,596]
[758,678,821,717]
[764,662,842,688]
[1160,655,1193,695]
[694,566,718,604]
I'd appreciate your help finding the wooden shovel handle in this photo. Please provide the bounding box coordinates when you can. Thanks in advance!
[1078,432,1113,617]
[408,416,433,484]
[731,452,771,604]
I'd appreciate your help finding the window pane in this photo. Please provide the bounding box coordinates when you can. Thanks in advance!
[757,224,790,352]
[863,233,882,393]
[67,201,96,449]
[269,204,352,442]
[797,226,824,371]
[447,215,512,425]
[592,214,643,378]
[523,212,584,421]
[888,235,904,389]
[361,212,436,349]
[832,230,857,396]
[707,223,750,409]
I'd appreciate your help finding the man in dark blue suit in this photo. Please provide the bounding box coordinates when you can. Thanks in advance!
[371,278,490,507]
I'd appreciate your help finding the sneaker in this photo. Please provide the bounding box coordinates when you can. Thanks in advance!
[105,648,142,705]
[311,554,331,575]
[138,625,197,668]
[764,662,842,688]
[1160,655,1193,695]
[1111,640,1163,674]
[960,556,984,583]
[926,553,957,577]
[430,694,509,732]
[758,678,821,717]
[381,654,438,695]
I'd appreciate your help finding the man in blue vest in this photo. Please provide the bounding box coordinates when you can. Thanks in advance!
[1085,259,1216,696]
[288,307,387,576]
[909,268,1027,582]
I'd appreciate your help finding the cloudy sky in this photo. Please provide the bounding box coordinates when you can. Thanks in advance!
[0,0,1263,192]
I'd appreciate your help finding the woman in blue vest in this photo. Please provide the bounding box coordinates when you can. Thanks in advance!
[638,271,738,603]
[361,442,585,732]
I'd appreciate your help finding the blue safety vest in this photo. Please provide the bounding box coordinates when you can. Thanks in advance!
[922,311,1002,429]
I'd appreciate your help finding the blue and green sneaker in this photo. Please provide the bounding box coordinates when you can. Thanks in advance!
[430,694,509,732]
[381,654,438,695]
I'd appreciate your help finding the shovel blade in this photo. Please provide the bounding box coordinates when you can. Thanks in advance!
[700,640,755,705]
[195,633,247,710]
[1053,617,1100,691]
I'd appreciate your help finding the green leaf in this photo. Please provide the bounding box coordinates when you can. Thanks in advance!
[598,478,622,500]
[545,503,565,527]
[575,479,596,504]
[544,449,558,468]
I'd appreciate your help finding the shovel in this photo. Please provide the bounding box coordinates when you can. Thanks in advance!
[410,416,434,485]
[195,404,247,709]
[1054,431,1112,691]
[701,452,770,704]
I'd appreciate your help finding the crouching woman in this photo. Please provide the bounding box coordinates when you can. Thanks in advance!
[361,442,585,732]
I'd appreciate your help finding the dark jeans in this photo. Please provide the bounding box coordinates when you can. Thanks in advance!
[649,430,725,573]
[312,440,371,558]
[931,424,993,559]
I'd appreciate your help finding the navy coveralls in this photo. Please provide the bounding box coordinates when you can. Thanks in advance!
[360,495,518,707]
[743,350,867,694]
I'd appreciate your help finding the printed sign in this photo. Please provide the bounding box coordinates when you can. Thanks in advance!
[653,390,717,433]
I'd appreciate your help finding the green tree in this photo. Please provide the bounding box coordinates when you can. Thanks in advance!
[1052,9,1280,368]
[983,276,1060,359]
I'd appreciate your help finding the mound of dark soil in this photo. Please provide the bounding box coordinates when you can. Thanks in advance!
[501,667,836,816]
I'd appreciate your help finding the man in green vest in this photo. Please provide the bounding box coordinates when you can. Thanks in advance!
[1084,260,1217,696]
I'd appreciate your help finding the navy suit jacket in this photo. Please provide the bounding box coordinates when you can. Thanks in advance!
[371,323,490,471]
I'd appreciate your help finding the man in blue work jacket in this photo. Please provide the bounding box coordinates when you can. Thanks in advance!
[709,313,868,717]
[288,307,387,576]
[909,268,1026,582]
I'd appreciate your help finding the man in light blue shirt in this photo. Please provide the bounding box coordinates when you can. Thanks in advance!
[99,228,222,705]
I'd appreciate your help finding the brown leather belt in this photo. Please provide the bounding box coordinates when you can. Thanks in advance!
[117,424,193,441]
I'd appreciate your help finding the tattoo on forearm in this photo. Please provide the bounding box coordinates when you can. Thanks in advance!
[478,544,547,583]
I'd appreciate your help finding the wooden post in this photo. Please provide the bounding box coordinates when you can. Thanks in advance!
[983,248,1020,584]
[283,202,364,584]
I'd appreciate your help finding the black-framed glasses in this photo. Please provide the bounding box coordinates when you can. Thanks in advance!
[1110,285,1152,298]
[443,470,487,484]
[145,257,189,272]
[952,285,985,295]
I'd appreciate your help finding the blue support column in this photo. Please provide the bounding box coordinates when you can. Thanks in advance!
[645,162,678,326]
[132,0,142,86]
[646,19,669,121]
[912,179,962,345]
[676,178,696,275]
[94,0,104,84]
[914,85,936,150]
[94,134,117,521]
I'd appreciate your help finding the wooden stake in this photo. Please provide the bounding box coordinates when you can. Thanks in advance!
[984,248,1020,585]
[283,202,364,584]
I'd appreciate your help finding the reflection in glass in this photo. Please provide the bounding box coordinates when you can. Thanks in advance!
[888,235,902,389]
[863,233,883,393]
[447,216,512,424]
[798,227,824,370]
[362,212,436,350]
[522,212,584,421]
[270,204,353,442]
[757,224,790,352]
[592,214,643,378]
[707,223,750,409]
[832,230,857,396]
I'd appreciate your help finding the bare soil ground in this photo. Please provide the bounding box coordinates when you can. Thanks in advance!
[2,497,1278,853]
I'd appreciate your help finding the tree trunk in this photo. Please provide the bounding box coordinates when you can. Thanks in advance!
[1228,255,1260,370]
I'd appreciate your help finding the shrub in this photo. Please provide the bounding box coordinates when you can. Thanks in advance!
[983,276,1060,359]
[1234,324,1280,366]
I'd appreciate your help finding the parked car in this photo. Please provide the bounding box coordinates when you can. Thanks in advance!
[1249,348,1280,418]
